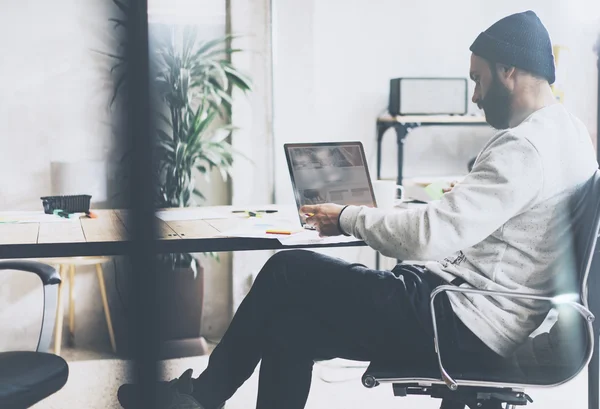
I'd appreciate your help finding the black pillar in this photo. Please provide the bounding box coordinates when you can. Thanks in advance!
[596,33,600,164]
[126,0,159,407]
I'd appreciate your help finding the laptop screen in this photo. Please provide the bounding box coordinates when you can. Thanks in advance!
[284,142,377,211]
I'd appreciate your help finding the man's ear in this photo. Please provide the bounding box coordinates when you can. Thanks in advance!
[496,63,516,80]
[495,63,516,87]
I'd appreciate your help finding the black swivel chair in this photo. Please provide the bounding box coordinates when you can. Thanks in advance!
[0,261,69,408]
[363,169,600,409]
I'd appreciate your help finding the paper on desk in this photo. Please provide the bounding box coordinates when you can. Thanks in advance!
[0,211,82,224]
[216,218,303,239]
[156,208,227,221]
[277,230,362,246]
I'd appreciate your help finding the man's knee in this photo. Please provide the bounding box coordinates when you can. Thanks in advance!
[255,250,315,284]
[265,249,316,269]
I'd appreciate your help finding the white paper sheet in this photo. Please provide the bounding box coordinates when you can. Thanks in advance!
[215,218,303,239]
[155,209,227,221]
[0,211,83,224]
[277,229,362,246]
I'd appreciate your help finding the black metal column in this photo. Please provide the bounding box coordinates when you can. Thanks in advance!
[588,237,600,409]
[394,124,409,187]
[590,339,599,409]
[596,34,600,164]
[376,121,392,180]
[127,0,159,407]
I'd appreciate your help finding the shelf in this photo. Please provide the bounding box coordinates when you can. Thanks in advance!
[378,114,488,125]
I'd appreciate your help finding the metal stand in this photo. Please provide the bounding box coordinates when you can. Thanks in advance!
[595,33,600,164]
[377,121,410,186]
[589,43,600,408]
[374,114,489,270]
[375,115,489,187]
[588,231,600,409]
[589,338,599,409]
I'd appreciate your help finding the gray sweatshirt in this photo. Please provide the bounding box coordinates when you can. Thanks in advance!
[340,104,598,357]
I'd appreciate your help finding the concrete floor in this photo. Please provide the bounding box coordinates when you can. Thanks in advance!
[33,354,590,409]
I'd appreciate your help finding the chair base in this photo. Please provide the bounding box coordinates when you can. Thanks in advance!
[389,384,532,409]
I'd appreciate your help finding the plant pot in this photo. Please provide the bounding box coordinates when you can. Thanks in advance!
[156,254,208,358]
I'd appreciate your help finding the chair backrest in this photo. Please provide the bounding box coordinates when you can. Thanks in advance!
[514,170,600,384]
[569,169,600,310]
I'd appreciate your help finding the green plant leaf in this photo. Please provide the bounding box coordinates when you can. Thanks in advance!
[110,61,125,74]
[223,65,253,89]
[111,74,127,106]
[192,188,206,200]
[92,49,125,61]
[194,35,235,58]
[205,60,229,89]
[112,0,129,14]
[156,128,173,142]
[109,18,126,29]
[157,112,172,127]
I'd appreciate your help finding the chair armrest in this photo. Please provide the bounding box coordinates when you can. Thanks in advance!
[0,260,61,352]
[429,284,595,390]
[0,260,60,285]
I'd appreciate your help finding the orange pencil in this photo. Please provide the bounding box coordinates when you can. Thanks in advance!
[266,229,292,235]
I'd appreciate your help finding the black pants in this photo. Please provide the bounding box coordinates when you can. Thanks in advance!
[193,249,501,409]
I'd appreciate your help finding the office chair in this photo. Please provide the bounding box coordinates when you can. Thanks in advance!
[363,169,600,409]
[0,261,69,408]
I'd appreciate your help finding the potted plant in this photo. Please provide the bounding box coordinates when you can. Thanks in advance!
[100,1,252,355]
[151,28,251,350]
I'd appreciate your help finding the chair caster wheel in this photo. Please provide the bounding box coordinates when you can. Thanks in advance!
[362,375,378,388]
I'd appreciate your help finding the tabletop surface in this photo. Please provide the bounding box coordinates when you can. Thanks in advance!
[0,206,366,259]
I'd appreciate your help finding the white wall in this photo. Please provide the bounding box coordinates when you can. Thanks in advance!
[0,0,128,354]
[271,0,599,268]
[0,0,233,351]
[0,0,123,210]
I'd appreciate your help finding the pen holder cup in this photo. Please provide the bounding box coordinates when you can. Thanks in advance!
[41,195,92,214]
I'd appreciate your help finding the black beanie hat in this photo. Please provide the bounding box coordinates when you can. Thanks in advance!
[470,10,556,84]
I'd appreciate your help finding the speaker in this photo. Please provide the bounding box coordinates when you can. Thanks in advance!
[388,77,468,116]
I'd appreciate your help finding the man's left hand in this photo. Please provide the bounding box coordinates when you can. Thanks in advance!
[299,203,346,237]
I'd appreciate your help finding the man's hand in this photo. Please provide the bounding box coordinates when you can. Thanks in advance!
[299,203,346,237]
[442,181,458,194]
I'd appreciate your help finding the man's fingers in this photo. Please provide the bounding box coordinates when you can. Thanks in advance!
[299,205,318,216]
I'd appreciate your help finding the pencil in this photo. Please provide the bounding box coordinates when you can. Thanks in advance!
[266,229,292,235]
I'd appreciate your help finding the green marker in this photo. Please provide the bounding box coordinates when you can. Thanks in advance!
[53,209,72,218]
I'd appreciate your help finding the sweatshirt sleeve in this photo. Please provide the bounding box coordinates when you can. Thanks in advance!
[339,132,544,261]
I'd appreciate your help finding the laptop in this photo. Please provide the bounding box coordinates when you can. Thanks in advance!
[284,141,378,228]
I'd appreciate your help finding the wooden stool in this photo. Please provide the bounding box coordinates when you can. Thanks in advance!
[38,256,117,356]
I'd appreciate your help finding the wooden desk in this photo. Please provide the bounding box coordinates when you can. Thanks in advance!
[0,206,366,259]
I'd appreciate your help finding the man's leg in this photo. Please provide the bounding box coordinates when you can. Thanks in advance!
[192,249,441,409]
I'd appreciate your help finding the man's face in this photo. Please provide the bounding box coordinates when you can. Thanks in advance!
[470,54,512,129]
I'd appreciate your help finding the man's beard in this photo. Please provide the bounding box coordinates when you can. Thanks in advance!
[481,74,512,130]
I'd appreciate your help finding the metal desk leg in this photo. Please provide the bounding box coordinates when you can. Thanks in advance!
[590,335,599,409]
[596,36,600,164]
[375,121,409,271]
[375,120,393,271]
[393,124,409,187]
[376,121,393,179]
